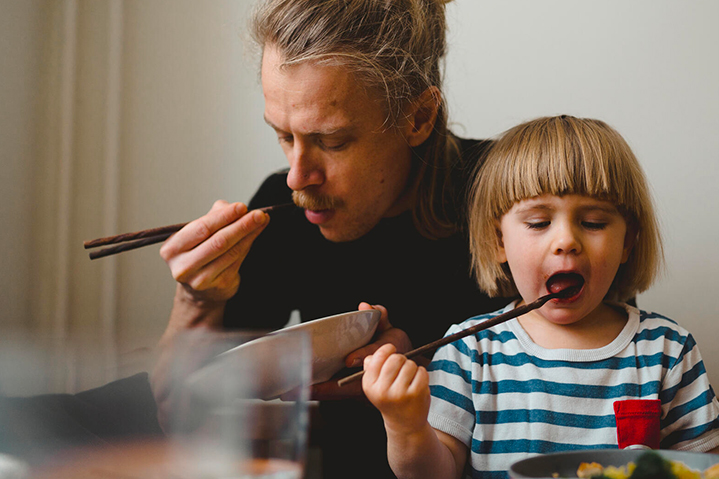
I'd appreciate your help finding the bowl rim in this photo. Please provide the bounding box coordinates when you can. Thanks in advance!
[508,448,719,478]
[279,309,381,335]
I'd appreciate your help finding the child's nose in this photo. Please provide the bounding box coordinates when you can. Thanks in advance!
[552,224,582,255]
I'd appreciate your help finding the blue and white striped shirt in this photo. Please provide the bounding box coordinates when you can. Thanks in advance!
[427,302,719,479]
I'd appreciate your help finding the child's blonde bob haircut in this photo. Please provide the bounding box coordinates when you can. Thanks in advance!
[468,115,663,301]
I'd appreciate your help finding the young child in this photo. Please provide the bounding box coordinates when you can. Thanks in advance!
[361,116,719,479]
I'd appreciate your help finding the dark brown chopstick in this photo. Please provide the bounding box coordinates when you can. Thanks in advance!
[83,223,188,249]
[337,290,567,387]
[88,233,174,260]
[84,202,296,260]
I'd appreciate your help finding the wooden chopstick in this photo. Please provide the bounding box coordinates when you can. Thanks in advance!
[337,290,567,387]
[88,233,174,260]
[83,223,188,249]
[84,202,296,260]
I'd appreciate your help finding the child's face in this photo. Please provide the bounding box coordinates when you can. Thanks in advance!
[497,194,633,326]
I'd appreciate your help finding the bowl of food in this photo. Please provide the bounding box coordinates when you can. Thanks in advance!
[199,309,381,396]
[508,449,719,479]
[277,309,381,384]
[187,309,381,399]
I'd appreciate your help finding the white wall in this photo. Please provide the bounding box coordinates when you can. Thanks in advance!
[444,0,719,388]
[1,0,717,392]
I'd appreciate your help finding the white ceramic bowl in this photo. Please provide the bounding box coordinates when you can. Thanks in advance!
[280,309,381,384]
[187,310,381,399]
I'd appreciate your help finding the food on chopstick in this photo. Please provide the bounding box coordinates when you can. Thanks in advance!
[576,450,719,479]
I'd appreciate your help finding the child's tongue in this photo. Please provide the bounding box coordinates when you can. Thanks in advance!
[547,273,584,295]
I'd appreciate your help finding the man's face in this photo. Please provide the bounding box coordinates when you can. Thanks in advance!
[261,45,414,242]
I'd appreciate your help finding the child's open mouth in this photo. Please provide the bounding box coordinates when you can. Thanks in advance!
[546,272,585,300]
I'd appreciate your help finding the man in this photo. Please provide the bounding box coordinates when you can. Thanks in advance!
[155,1,508,477]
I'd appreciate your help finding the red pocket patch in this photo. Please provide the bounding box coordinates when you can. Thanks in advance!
[613,399,662,449]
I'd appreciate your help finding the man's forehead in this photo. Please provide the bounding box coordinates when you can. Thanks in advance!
[261,44,385,106]
[261,55,389,135]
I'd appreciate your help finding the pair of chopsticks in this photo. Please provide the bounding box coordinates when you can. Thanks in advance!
[83,202,296,260]
[337,289,570,386]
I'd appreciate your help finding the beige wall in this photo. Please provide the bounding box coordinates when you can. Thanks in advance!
[0,0,50,393]
[0,1,44,333]
[1,0,717,393]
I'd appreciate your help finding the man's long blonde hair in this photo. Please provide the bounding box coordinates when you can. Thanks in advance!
[468,116,664,301]
[251,0,461,238]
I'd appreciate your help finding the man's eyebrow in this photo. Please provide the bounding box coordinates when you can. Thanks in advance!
[263,116,353,136]
[263,116,281,131]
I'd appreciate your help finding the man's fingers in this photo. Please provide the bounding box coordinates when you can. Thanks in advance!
[357,302,391,331]
[346,342,380,368]
[311,378,363,401]
[346,303,393,367]
[166,209,269,283]
[187,255,243,297]
[185,220,264,291]
[358,302,373,311]
[372,304,392,332]
[209,199,231,212]
[162,202,248,255]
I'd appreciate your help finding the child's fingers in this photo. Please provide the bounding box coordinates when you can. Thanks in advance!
[392,358,419,391]
[362,344,396,385]
[407,366,429,395]
[367,343,397,364]
[374,353,409,391]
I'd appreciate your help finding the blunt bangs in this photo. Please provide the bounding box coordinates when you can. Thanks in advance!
[489,117,640,221]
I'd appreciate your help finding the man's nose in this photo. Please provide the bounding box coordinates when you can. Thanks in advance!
[285,142,324,191]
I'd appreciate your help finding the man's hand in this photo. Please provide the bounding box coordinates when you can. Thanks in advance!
[347,302,413,365]
[160,200,269,304]
[153,200,270,430]
[310,302,413,401]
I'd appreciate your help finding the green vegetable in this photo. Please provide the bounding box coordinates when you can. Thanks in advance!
[628,451,677,479]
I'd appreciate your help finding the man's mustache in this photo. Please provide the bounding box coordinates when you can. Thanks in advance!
[292,190,342,211]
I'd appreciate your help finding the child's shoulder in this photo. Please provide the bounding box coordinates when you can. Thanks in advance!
[620,302,694,345]
[630,304,686,331]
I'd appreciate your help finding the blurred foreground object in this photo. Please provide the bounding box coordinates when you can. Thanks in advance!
[0,373,163,465]
[164,329,312,478]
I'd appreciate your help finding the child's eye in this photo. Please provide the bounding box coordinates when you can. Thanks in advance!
[525,221,550,230]
[582,221,607,230]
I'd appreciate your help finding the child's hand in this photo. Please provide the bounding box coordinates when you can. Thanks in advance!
[362,344,431,436]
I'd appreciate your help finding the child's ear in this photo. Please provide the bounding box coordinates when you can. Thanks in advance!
[621,220,638,264]
[403,87,440,147]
